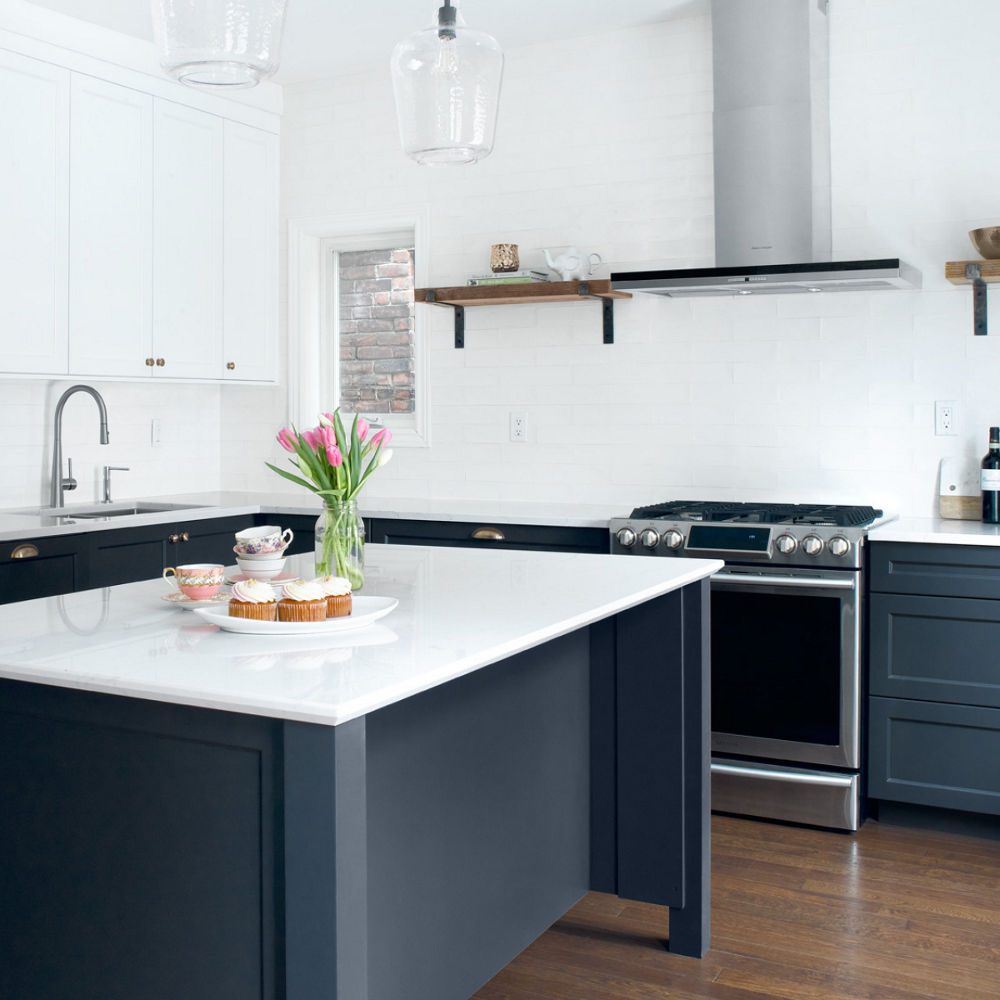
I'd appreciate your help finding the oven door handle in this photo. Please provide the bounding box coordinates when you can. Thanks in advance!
[712,570,857,591]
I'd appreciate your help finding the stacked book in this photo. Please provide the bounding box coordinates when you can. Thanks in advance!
[466,269,550,286]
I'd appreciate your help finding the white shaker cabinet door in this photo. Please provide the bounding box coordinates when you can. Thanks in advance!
[0,50,69,374]
[152,100,223,379]
[223,121,278,382]
[69,75,153,378]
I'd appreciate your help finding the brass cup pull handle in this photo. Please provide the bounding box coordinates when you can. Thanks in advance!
[145,357,155,367]
[11,543,39,559]
[470,526,505,542]
[167,531,190,544]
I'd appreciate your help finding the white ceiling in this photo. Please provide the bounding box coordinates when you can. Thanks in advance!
[25,0,692,83]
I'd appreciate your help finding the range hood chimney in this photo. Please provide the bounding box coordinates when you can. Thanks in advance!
[611,0,920,297]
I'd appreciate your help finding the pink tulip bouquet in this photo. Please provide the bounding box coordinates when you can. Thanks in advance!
[266,409,392,586]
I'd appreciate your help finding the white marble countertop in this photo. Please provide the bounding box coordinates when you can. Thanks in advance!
[868,517,1000,547]
[0,546,721,726]
[0,492,618,542]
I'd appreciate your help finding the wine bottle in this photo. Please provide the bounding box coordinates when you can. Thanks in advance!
[982,427,1000,523]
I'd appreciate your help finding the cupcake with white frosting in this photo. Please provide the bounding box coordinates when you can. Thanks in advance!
[228,578,278,620]
[313,575,353,618]
[277,579,328,622]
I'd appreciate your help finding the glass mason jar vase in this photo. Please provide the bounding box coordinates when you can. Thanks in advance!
[314,500,365,590]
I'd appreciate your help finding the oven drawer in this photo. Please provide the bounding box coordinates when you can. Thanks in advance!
[869,541,1000,600]
[869,593,1000,709]
[868,696,1000,815]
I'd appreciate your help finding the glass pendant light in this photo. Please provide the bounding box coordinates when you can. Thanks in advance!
[390,1,504,165]
[150,0,288,89]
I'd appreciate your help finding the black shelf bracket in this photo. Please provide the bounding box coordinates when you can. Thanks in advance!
[577,282,616,344]
[425,290,466,348]
[967,263,988,336]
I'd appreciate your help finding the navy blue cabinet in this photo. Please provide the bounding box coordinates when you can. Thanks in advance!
[868,541,1000,816]
[367,517,609,554]
[0,535,83,604]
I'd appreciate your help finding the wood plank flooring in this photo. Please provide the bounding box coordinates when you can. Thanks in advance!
[473,814,1000,1000]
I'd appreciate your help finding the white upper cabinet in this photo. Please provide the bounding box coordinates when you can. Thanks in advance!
[0,50,70,374]
[69,74,153,378]
[153,100,224,380]
[0,28,279,383]
[223,121,279,382]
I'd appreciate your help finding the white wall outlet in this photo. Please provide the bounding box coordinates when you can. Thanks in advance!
[151,418,162,447]
[935,400,958,436]
[509,411,527,443]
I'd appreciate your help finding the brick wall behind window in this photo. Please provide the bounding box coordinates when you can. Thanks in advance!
[339,248,415,414]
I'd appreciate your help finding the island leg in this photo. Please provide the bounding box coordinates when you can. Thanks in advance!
[613,579,711,958]
[283,717,368,1000]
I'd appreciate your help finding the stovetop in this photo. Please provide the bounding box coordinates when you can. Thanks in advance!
[628,500,883,528]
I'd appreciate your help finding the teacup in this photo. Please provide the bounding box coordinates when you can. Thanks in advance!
[163,563,225,600]
[234,525,293,555]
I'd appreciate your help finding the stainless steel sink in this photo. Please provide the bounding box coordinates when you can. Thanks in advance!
[29,502,209,521]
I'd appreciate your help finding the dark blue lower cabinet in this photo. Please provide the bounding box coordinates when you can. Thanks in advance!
[0,582,710,999]
[868,541,1000,817]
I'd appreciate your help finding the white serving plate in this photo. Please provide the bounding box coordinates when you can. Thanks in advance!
[193,595,398,635]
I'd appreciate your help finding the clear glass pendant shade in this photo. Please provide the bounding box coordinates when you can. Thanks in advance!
[390,3,504,165]
[150,0,288,89]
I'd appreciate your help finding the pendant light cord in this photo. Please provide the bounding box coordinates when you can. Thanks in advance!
[438,0,457,39]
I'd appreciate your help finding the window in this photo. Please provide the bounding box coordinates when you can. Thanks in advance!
[288,212,428,445]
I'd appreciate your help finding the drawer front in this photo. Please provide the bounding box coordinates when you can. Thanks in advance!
[869,593,1000,708]
[0,537,82,604]
[869,541,1000,599]
[368,518,609,554]
[868,696,1000,815]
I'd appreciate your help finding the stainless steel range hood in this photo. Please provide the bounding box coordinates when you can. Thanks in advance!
[611,0,921,297]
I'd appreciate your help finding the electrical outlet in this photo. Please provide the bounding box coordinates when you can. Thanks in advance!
[935,400,958,436]
[509,412,527,442]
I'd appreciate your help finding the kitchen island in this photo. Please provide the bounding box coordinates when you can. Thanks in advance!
[0,544,720,1000]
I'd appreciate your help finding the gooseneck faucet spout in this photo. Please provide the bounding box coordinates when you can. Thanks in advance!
[49,385,110,509]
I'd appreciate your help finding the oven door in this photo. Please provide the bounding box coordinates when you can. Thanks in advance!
[709,566,860,770]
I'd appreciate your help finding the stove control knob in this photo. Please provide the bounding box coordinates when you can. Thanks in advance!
[829,535,851,558]
[775,533,798,555]
[802,534,824,556]
[662,529,684,550]
[639,528,659,549]
[616,526,637,548]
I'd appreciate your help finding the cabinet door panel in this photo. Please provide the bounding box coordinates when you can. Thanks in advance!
[153,101,223,379]
[0,51,69,374]
[869,541,1000,600]
[223,122,278,382]
[69,75,153,378]
[869,696,1000,815]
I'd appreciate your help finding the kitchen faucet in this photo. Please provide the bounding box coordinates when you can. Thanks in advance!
[49,384,110,509]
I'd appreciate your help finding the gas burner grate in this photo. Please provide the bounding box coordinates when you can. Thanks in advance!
[629,500,883,528]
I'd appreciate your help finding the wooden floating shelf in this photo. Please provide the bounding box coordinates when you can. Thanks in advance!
[414,280,631,347]
[945,260,1000,285]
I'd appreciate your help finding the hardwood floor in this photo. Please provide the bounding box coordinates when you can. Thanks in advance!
[473,813,1000,1000]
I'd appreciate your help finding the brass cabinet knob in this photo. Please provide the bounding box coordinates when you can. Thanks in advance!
[156,358,165,367]
[470,526,505,541]
[145,357,155,367]
[11,543,39,559]
[226,361,235,370]
[167,531,190,544]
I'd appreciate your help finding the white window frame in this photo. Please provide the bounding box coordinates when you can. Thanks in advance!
[287,209,429,447]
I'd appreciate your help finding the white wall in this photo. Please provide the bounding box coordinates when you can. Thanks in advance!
[0,380,223,509]
[242,0,1000,518]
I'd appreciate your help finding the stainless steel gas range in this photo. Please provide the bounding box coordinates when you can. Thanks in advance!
[610,500,887,831]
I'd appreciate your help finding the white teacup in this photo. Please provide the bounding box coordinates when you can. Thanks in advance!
[234,525,293,555]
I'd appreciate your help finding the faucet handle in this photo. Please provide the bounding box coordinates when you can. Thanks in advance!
[62,457,77,493]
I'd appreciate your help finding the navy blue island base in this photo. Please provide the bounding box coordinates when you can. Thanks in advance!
[0,581,710,1000]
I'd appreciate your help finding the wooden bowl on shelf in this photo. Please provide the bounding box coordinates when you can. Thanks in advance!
[969,227,1000,259]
